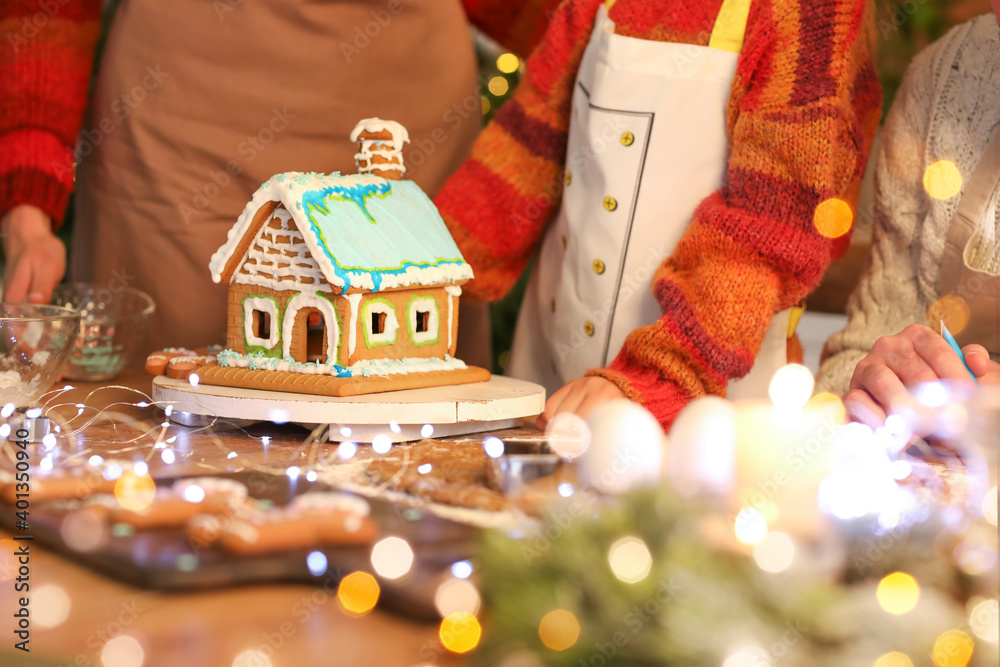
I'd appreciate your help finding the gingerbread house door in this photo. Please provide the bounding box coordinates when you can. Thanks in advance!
[282,294,339,364]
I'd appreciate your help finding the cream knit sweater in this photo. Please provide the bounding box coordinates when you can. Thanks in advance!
[817,14,1000,396]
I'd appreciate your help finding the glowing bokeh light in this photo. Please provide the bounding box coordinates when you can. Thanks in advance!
[60,509,108,552]
[734,508,768,545]
[440,612,482,654]
[227,451,238,459]
[722,647,769,667]
[337,571,380,616]
[813,198,853,238]
[421,424,434,438]
[877,572,920,615]
[931,630,974,667]
[607,536,653,583]
[306,551,328,576]
[873,652,914,667]
[483,436,505,459]
[31,584,71,628]
[807,391,847,423]
[969,599,999,644]
[306,470,318,482]
[286,466,301,480]
[488,76,509,96]
[338,441,358,460]
[1,402,14,417]
[371,434,392,455]
[371,537,414,579]
[558,483,574,498]
[545,412,591,459]
[268,407,289,424]
[434,578,481,617]
[0,424,9,438]
[923,160,963,200]
[100,635,144,667]
[538,609,580,651]
[115,473,156,512]
[768,364,815,410]
[928,295,970,335]
[181,485,206,504]
[497,53,519,73]
[418,464,432,474]
[232,649,272,667]
[753,531,796,573]
[451,560,473,579]
[983,487,997,526]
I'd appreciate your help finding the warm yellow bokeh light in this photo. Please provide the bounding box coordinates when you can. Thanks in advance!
[538,609,581,651]
[337,571,380,617]
[873,651,914,667]
[32,584,71,628]
[497,53,520,74]
[440,612,482,654]
[969,598,999,644]
[924,160,963,200]
[488,76,510,97]
[481,95,491,116]
[932,630,974,667]
[807,392,847,424]
[608,536,653,583]
[877,572,920,615]
[813,198,854,238]
[114,472,156,512]
[927,295,971,336]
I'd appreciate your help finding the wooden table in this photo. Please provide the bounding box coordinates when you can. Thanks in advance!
[0,370,464,667]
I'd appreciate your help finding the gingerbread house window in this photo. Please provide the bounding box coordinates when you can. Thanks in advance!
[362,299,399,347]
[408,297,439,346]
[256,311,272,339]
[243,296,280,349]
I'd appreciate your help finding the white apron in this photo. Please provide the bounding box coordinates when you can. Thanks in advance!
[507,0,790,400]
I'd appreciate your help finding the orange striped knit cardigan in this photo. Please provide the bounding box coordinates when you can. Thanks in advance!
[434,0,882,428]
[0,0,560,226]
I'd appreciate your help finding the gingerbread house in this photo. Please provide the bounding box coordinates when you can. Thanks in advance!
[199,119,489,397]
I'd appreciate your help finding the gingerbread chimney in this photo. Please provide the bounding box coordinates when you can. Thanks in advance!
[350,118,410,181]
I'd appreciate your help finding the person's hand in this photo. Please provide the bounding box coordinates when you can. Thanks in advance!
[964,344,1000,385]
[1,204,65,303]
[845,323,981,427]
[537,376,627,429]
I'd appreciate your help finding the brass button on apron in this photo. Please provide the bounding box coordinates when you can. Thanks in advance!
[620,131,635,146]
[592,259,605,274]
[583,321,595,336]
[603,197,618,211]
[565,170,572,186]
[550,298,556,312]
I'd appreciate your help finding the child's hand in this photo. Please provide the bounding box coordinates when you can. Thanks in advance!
[537,377,626,429]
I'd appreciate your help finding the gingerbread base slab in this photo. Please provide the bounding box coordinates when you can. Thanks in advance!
[194,364,491,397]
[152,374,545,443]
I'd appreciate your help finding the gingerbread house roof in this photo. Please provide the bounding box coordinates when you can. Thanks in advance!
[209,172,473,294]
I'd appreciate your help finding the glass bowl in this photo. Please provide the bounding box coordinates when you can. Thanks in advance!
[0,304,81,407]
[51,284,156,381]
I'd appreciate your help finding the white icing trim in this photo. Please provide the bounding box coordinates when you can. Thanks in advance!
[362,299,399,346]
[218,352,468,377]
[281,292,339,363]
[243,297,280,349]
[346,293,363,358]
[408,297,439,345]
[444,285,461,352]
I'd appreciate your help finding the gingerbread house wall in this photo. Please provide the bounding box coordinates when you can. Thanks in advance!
[345,287,459,366]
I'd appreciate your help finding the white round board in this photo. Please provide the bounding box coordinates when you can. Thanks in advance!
[152,375,546,443]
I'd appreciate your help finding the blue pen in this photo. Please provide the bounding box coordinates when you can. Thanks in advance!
[940,320,978,385]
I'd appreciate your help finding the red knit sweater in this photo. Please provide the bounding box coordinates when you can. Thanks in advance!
[0,0,560,226]
[433,0,882,428]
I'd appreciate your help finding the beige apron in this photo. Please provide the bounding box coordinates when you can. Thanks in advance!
[507,0,790,400]
[73,0,488,360]
[940,123,1000,356]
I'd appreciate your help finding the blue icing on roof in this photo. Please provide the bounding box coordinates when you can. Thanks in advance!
[297,178,468,293]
